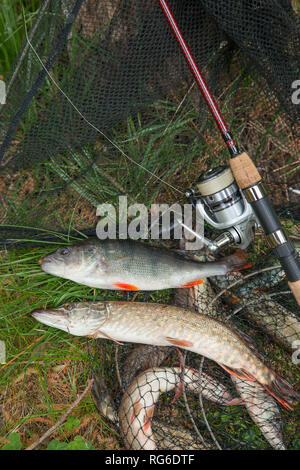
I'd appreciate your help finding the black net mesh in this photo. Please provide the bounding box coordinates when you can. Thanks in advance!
[0,0,300,451]
[0,0,300,242]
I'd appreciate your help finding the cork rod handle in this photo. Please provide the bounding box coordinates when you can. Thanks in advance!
[288,281,300,307]
[229,152,261,189]
[230,152,300,307]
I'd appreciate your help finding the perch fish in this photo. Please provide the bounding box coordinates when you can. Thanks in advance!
[40,238,248,291]
[31,301,299,409]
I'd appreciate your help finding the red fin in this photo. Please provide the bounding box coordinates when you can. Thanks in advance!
[130,411,135,424]
[144,405,154,432]
[113,282,139,291]
[218,363,256,382]
[224,249,249,272]
[231,263,253,272]
[220,362,298,411]
[180,280,204,288]
[98,329,124,345]
[223,292,240,305]
[262,374,299,411]
[166,337,194,347]
[175,348,185,368]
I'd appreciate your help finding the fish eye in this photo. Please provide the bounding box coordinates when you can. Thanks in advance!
[64,303,73,311]
[59,247,70,256]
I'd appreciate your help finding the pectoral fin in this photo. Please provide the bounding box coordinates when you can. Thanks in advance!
[180,280,204,288]
[113,282,139,291]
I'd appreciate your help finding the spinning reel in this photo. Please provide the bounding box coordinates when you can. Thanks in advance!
[186,166,257,253]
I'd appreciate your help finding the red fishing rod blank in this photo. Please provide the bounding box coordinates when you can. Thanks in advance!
[158,0,239,157]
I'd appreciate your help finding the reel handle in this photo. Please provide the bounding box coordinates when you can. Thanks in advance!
[230,152,300,307]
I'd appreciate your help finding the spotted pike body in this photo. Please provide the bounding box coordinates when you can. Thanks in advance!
[119,366,239,450]
[40,238,247,291]
[232,377,286,450]
[31,301,299,409]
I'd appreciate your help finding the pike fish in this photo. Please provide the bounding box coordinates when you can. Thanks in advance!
[31,301,299,409]
[232,377,286,450]
[119,366,238,450]
[40,238,248,291]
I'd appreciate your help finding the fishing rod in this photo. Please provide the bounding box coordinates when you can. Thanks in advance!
[158,0,300,306]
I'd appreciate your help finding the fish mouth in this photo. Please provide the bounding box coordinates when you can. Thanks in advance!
[39,257,52,271]
[40,258,63,276]
[31,309,69,329]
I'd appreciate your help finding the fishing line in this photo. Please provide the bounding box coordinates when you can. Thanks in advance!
[198,356,222,450]
[0,0,52,109]
[22,8,184,197]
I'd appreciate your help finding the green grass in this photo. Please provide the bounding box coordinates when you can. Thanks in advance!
[0,239,174,449]
[0,0,40,78]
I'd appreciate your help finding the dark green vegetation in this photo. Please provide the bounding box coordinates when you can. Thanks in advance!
[0,0,40,78]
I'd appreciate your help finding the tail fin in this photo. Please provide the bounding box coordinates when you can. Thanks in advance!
[222,249,252,273]
[262,374,299,411]
[219,363,299,410]
[218,363,256,382]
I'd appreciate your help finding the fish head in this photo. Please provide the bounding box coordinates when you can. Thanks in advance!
[31,301,107,336]
[40,239,107,280]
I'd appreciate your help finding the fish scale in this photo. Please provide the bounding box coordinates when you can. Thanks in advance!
[40,238,247,291]
[31,300,299,409]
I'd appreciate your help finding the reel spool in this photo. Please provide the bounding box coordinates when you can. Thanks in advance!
[187,166,257,252]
